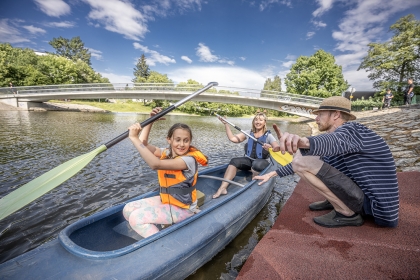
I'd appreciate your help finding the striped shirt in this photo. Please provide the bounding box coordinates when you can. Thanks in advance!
[276,122,399,227]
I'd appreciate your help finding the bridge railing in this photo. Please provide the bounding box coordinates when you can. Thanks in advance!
[0,83,324,106]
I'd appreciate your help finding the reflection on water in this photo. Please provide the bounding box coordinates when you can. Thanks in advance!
[0,110,310,276]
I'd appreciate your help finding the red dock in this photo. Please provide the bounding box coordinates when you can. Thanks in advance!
[238,171,420,279]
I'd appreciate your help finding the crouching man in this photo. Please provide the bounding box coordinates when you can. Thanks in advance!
[255,96,399,228]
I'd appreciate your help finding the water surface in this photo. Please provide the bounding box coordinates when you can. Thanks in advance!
[0,110,310,277]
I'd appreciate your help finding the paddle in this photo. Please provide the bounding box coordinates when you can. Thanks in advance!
[0,82,218,221]
[213,113,293,166]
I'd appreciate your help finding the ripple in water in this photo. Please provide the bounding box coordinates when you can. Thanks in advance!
[0,110,310,276]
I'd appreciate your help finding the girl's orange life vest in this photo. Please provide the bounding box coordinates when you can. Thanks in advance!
[157,147,208,209]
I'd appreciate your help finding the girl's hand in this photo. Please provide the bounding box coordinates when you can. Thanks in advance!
[151,107,165,120]
[128,123,142,138]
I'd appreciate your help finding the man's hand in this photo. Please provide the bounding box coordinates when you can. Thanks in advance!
[273,124,309,154]
[253,171,277,185]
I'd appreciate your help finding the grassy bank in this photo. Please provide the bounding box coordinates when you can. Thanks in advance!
[51,100,151,113]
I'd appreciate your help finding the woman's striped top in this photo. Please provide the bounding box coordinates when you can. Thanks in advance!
[276,122,399,227]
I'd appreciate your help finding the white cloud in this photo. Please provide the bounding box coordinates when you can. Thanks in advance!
[239,57,246,61]
[282,60,294,68]
[312,0,334,17]
[195,43,235,65]
[82,0,203,41]
[0,19,30,44]
[181,56,193,63]
[167,66,267,89]
[196,43,218,62]
[46,21,75,28]
[100,72,132,83]
[34,0,71,17]
[259,0,292,11]
[88,48,103,60]
[84,0,148,41]
[133,42,176,66]
[23,25,46,35]
[342,67,374,91]
[306,31,315,40]
[312,20,327,28]
[285,54,296,60]
[330,0,420,90]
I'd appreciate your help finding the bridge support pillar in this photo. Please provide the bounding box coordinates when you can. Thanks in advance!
[17,101,49,110]
[0,98,47,111]
[0,97,18,108]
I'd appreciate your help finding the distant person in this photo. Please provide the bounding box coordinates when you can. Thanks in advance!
[382,89,394,109]
[404,78,414,106]
[123,107,208,238]
[212,113,280,198]
[254,96,399,228]
[9,82,16,95]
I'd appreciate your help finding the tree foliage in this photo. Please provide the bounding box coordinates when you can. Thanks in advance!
[285,50,349,97]
[0,43,109,87]
[132,54,151,82]
[49,36,91,66]
[358,14,420,94]
[263,75,282,92]
[144,71,173,83]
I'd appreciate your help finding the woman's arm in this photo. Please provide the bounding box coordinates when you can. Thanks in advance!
[218,116,246,143]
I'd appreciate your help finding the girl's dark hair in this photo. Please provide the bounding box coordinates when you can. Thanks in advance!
[167,123,193,139]
[166,123,193,159]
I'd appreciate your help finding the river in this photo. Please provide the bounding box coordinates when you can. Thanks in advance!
[0,110,310,279]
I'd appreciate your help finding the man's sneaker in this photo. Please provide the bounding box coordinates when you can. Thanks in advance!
[309,200,334,211]
[313,210,364,228]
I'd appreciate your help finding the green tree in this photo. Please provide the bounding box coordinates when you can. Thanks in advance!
[145,71,173,83]
[263,75,282,92]
[285,50,349,97]
[0,43,109,87]
[132,54,150,82]
[358,14,420,93]
[49,36,91,66]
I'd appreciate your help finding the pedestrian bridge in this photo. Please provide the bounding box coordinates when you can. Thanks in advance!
[0,83,323,118]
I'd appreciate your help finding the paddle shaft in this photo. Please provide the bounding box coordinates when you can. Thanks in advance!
[105,82,218,149]
[0,82,218,221]
[213,113,265,146]
[214,113,293,166]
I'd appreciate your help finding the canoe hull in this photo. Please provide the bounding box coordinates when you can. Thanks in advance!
[0,163,276,280]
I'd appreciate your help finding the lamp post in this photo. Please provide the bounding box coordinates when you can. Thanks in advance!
[350,87,356,101]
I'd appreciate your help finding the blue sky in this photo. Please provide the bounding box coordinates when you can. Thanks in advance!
[1,0,420,91]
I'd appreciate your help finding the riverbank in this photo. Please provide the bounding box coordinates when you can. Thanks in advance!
[238,105,420,279]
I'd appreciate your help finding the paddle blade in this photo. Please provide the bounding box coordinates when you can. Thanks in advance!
[269,148,293,166]
[0,145,107,221]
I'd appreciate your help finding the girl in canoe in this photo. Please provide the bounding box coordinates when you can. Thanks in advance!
[212,112,280,198]
[123,107,208,238]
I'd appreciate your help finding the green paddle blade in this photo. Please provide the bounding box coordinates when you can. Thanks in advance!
[0,145,107,221]
[269,148,293,166]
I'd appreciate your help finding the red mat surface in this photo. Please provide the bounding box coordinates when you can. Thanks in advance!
[238,172,420,279]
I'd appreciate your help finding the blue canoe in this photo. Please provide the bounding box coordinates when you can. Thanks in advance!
[0,162,276,280]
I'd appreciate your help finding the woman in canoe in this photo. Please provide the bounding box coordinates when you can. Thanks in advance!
[212,112,280,198]
[123,107,208,238]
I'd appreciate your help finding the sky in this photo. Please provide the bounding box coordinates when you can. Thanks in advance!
[1,0,420,92]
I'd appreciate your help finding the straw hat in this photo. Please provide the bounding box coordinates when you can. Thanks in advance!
[312,96,356,120]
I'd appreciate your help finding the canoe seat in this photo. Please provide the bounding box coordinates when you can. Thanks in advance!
[196,190,205,207]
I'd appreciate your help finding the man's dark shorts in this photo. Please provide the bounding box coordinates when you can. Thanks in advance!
[315,163,364,213]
